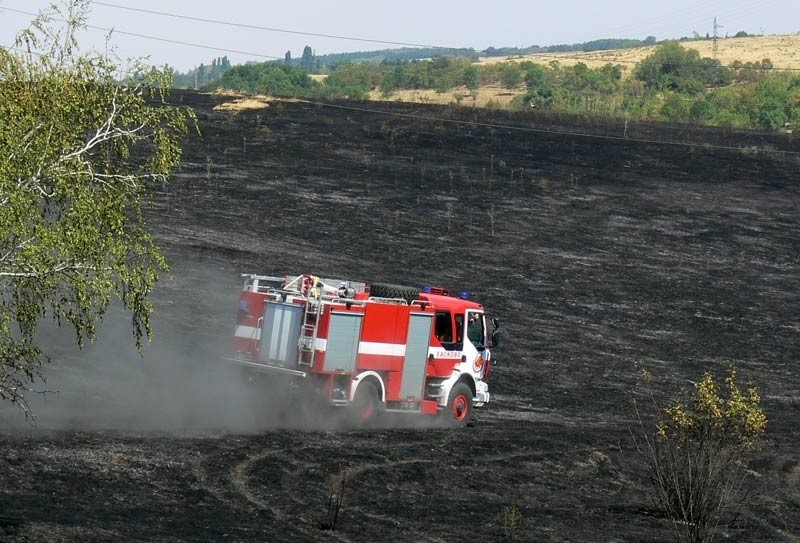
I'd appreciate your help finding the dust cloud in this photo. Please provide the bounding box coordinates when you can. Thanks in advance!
[0,315,324,434]
[0,262,348,434]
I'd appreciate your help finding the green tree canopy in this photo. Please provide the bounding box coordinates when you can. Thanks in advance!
[322,62,380,99]
[633,41,729,91]
[0,0,194,414]
[301,45,314,73]
[523,64,548,89]
[501,63,522,89]
[211,63,314,95]
[462,64,480,91]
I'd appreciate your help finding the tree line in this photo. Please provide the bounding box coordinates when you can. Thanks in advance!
[172,56,232,89]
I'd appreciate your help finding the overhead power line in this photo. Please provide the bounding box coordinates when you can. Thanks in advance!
[3,2,456,64]
[99,28,284,61]
[1,6,285,61]
[90,1,448,50]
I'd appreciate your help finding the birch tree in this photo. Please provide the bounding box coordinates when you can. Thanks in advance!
[0,0,194,414]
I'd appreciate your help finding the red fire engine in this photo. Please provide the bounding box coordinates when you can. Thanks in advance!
[225,273,500,425]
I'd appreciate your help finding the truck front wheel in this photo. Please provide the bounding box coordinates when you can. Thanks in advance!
[445,383,473,426]
[350,381,381,424]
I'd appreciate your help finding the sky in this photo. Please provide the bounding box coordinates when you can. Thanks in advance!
[1,0,799,72]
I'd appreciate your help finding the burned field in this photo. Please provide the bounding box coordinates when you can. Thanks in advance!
[1,92,799,542]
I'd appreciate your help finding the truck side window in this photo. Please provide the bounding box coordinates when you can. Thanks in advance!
[434,311,453,343]
[467,312,484,346]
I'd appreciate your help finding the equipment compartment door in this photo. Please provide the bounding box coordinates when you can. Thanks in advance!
[324,312,363,373]
[400,313,434,399]
[260,301,303,364]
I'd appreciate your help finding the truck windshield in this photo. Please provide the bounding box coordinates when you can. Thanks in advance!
[455,314,465,343]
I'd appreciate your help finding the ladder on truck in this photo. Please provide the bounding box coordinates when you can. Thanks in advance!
[298,296,323,366]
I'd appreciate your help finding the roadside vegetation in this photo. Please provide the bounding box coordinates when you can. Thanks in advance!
[179,40,799,132]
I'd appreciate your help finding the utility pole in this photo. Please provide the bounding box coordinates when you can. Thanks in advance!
[712,17,723,62]
[713,17,723,88]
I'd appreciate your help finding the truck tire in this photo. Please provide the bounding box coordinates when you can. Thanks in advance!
[369,282,420,304]
[445,383,473,426]
[350,380,381,424]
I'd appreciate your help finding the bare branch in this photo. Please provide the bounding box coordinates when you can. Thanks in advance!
[61,89,150,164]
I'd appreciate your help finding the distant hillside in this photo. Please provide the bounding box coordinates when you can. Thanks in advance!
[477,33,800,73]
[308,47,479,66]
[302,37,658,67]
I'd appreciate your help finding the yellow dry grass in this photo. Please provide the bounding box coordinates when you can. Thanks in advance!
[477,33,800,74]
[213,93,276,111]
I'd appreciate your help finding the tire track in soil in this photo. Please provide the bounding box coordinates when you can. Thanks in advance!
[209,440,472,543]
[192,448,411,542]
[222,430,630,543]
[324,458,453,543]
[193,451,345,541]
[228,451,451,543]
[191,461,243,511]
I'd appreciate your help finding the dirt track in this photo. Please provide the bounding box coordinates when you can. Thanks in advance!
[1,93,799,542]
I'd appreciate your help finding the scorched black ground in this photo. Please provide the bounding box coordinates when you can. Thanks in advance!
[1,92,798,542]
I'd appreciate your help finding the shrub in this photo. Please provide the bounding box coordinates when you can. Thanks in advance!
[497,504,526,540]
[632,365,767,543]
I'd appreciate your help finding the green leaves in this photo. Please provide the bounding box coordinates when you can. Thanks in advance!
[212,63,316,96]
[0,0,192,413]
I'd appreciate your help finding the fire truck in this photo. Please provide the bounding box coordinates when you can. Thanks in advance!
[225,273,500,425]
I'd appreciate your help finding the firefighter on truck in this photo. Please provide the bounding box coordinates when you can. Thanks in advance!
[227,273,500,426]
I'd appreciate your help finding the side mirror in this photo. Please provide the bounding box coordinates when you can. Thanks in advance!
[489,317,501,347]
[491,329,500,348]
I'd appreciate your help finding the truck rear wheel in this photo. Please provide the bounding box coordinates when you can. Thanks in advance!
[350,381,381,424]
[445,383,473,426]
[369,282,420,304]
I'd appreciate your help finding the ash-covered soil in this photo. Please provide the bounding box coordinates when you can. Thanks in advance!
[1,92,799,542]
